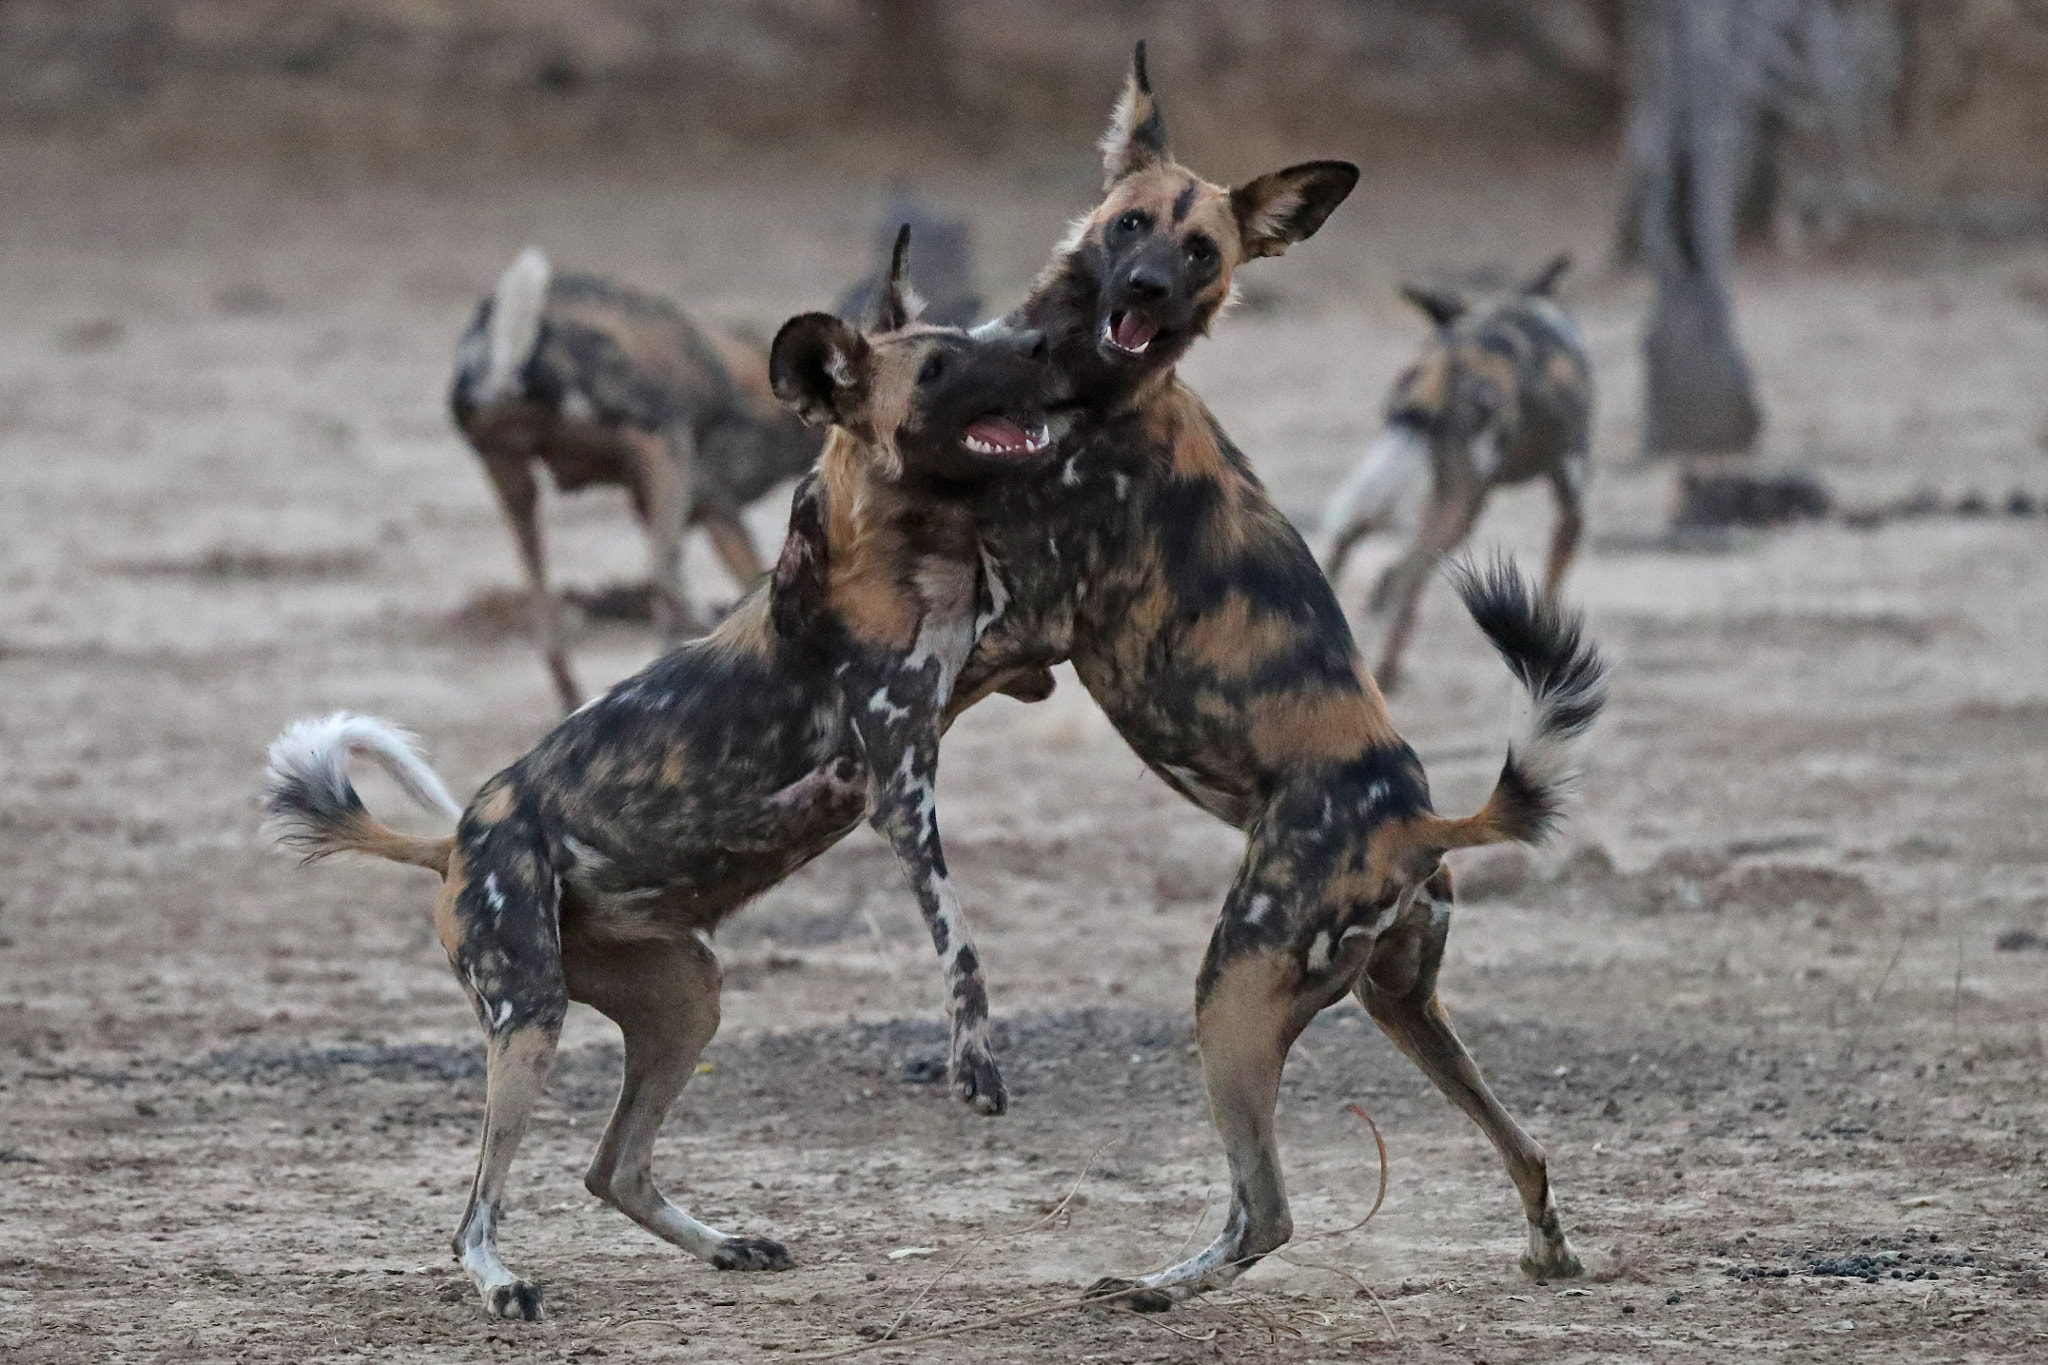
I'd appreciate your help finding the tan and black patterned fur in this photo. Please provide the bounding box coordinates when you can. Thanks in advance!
[942,47,1607,1306]
[1322,261,1594,689]
[269,241,1059,1321]
[452,255,824,712]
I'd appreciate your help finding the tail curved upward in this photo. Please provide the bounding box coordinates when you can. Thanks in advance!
[1416,558,1606,856]
[476,246,551,405]
[262,713,462,874]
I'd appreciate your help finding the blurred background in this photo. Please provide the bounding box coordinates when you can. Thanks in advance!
[5,7,2048,1361]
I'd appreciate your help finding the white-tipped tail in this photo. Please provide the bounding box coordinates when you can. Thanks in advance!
[262,713,463,873]
[477,247,550,405]
[1322,423,1432,546]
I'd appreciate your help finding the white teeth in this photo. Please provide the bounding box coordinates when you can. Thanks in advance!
[1101,319,1150,356]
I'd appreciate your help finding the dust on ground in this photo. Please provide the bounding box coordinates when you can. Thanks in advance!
[2,140,2047,1361]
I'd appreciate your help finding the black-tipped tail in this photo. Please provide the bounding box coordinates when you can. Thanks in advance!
[1446,557,1606,846]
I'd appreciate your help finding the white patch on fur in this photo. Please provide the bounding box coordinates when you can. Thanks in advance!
[478,247,549,405]
[1243,894,1273,926]
[560,389,596,422]
[484,873,506,916]
[867,688,911,725]
[1321,425,1432,551]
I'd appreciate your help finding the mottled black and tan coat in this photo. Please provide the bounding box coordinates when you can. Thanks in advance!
[267,243,1059,1321]
[941,46,1607,1306]
[451,253,824,711]
[1321,261,1594,689]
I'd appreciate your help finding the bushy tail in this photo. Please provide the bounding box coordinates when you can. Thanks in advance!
[1414,558,1605,854]
[476,246,550,405]
[262,713,462,874]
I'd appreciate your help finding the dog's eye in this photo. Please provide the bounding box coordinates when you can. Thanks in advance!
[918,353,945,385]
[1113,210,1150,236]
[1183,234,1216,265]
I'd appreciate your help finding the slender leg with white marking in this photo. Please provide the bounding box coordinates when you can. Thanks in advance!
[856,701,1006,1116]
[566,929,792,1270]
[435,848,569,1320]
[1355,878,1580,1279]
[1367,487,1483,693]
[481,451,580,713]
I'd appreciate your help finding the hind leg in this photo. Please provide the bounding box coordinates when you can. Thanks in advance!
[1367,488,1483,693]
[479,450,580,712]
[624,427,703,639]
[566,930,792,1271]
[1355,876,1579,1278]
[1544,455,1587,597]
[701,507,766,590]
[434,851,569,1319]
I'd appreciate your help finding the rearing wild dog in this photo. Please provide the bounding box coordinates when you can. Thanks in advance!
[1321,260,1593,691]
[267,237,1060,1321]
[945,46,1606,1304]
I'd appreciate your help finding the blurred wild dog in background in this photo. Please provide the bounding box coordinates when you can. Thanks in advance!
[451,250,823,711]
[1321,257,1593,690]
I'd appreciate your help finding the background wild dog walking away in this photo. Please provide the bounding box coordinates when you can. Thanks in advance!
[4,4,2048,1362]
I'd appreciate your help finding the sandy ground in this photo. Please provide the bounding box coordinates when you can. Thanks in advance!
[3,138,2048,1362]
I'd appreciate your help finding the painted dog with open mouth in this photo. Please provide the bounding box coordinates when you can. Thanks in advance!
[939,46,1608,1305]
[266,235,1059,1320]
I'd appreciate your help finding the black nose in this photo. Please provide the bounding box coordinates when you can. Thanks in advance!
[1124,266,1171,302]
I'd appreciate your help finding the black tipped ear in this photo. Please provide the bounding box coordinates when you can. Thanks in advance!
[770,312,870,428]
[1230,160,1359,259]
[1521,253,1572,297]
[1100,40,1170,188]
[871,224,923,333]
[1400,283,1467,328]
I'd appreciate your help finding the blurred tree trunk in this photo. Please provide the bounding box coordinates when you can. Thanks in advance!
[854,0,957,124]
[1633,0,1764,457]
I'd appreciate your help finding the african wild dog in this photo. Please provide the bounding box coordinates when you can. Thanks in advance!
[268,237,1060,1320]
[451,250,824,712]
[937,46,1606,1304]
[1320,259,1593,690]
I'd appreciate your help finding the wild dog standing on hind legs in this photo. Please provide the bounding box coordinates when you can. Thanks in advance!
[267,238,1062,1320]
[451,250,825,712]
[936,45,1607,1304]
[1320,258,1594,691]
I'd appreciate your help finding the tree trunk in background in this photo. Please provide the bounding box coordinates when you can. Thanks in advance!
[1633,0,1764,457]
[855,0,957,125]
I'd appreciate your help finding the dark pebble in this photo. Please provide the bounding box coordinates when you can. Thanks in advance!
[1622,1305,1636,1315]
[1928,1272,1939,1280]
[1892,1270,1903,1279]
[1666,1293,1682,1305]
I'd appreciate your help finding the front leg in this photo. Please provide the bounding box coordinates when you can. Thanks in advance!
[857,703,1007,1116]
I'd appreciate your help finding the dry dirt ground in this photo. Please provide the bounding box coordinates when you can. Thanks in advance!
[3,139,2048,1363]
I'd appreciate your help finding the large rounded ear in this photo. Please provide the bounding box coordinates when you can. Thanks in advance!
[869,224,924,333]
[1229,160,1359,260]
[1399,282,1467,328]
[1100,40,1169,188]
[770,312,870,427]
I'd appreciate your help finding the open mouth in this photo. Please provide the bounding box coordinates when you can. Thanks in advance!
[1101,310,1162,356]
[961,415,1051,459]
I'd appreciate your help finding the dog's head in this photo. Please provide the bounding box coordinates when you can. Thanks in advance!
[772,226,1057,485]
[1020,42,1358,403]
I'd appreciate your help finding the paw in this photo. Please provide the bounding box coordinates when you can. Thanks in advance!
[951,1043,1009,1116]
[483,1280,545,1321]
[711,1236,793,1272]
[1085,1277,1174,1313]
[1521,1244,1584,1281]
